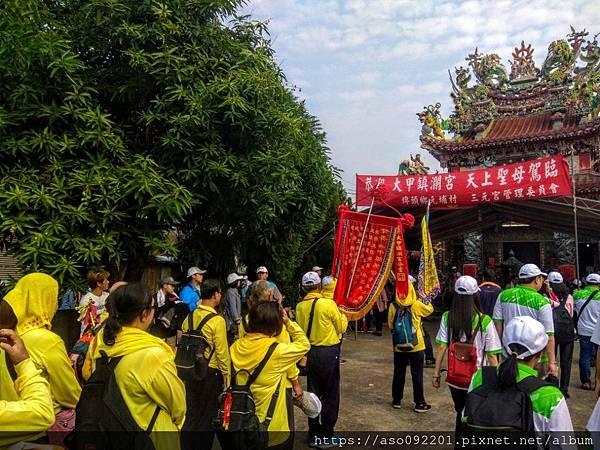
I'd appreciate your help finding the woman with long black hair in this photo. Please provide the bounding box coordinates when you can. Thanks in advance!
[432,275,502,444]
[84,282,185,450]
[547,271,575,397]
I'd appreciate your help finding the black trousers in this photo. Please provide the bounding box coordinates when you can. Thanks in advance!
[181,367,223,450]
[392,351,425,405]
[555,340,574,393]
[449,386,468,449]
[423,328,434,361]
[307,345,341,439]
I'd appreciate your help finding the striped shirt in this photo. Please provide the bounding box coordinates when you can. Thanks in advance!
[493,285,554,335]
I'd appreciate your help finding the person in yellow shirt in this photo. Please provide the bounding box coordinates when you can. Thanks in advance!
[387,278,434,412]
[85,282,185,450]
[180,279,230,450]
[239,281,304,399]
[295,272,348,444]
[230,301,310,449]
[1,273,81,440]
[0,328,55,448]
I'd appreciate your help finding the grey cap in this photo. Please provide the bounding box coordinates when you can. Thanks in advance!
[160,276,180,286]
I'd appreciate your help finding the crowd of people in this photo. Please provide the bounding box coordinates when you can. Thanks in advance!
[2,261,600,449]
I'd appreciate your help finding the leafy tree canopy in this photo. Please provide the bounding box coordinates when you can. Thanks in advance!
[0,0,343,293]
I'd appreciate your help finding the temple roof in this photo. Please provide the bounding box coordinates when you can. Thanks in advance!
[422,113,600,152]
[417,28,600,156]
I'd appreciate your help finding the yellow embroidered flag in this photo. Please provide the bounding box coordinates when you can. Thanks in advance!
[417,206,440,304]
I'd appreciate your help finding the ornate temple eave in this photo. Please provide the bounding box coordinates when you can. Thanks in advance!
[419,116,600,154]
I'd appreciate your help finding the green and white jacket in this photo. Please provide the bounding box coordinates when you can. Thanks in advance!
[464,363,573,433]
[493,285,554,335]
[573,286,600,337]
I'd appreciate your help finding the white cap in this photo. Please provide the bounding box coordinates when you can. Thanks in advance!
[548,272,563,284]
[312,266,323,272]
[227,273,244,285]
[518,263,547,279]
[408,275,416,284]
[256,266,268,274]
[322,276,335,287]
[296,391,322,419]
[503,316,548,359]
[187,266,207,277]
[302,271,321,286]
[586,273,600,284]
[454,275,480,295]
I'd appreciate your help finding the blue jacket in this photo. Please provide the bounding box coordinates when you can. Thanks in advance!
[179,283,201,312]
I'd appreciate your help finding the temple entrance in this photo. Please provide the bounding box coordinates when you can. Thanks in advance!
[503,242,540,266]
[579,243,598,274]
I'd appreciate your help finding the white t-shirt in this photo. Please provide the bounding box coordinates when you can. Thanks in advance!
[79,291,109,334]
[574,288,600,337]
[435,312,502,389]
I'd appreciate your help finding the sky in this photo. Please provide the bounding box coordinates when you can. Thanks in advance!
[241,0,600,196]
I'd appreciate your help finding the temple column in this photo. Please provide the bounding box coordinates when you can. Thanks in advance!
[553,232,576,265]
[464,231,483,268]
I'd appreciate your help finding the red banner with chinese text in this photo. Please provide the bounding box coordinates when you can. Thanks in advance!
[356,156,572,208]
[331,205,414,320]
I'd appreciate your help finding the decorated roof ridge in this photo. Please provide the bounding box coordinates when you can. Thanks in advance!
[420,112,600,151]
[417,27,600,144]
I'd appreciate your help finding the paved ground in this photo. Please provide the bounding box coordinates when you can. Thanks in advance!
[292,315,597,448]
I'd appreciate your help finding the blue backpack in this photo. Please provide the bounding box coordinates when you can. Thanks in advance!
[392,305,417,351]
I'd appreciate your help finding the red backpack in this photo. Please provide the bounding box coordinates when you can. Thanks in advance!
[446,314,483,388]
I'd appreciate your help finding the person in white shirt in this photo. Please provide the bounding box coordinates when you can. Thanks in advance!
[77,269,110,336]
[573,273,600,390]
[433,275,502,445]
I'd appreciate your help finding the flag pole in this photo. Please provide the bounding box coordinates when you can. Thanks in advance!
[570,147,580,282]
[347,195,375,341]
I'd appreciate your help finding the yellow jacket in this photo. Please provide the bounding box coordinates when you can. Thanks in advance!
[0,357,55,449]
[86,327,186,450]
[296,292,348,346]
[387,283,433,352]
[181,304,230,385]
[3,273,81,413]
[239,313,300,382]
[230,321,310,447]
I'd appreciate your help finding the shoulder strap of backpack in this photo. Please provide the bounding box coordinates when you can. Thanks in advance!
[246,342,278,387]
[306,299,319,339]
[517,375,550,394]
[469,314,483,344]
[196,312,218,332]
[481,365,498,387]
[576,290,598,326]
[262,382,281,429]
[241,314,249,332]
[146,406,161,434]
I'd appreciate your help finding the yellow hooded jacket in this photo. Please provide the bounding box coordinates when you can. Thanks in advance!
[2,273,81,414]
[230,321,310,447]
[85,327,186,450]
[238,313,300,382]
[0,357,55,449]
[296,290,348,347]
[387,283,433,352]
[181,304,230,385]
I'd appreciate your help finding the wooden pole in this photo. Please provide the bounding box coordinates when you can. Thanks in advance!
[570,147,580,282]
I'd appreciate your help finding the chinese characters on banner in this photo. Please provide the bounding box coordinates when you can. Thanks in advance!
[331,205,414,319]
[356,156,572,208]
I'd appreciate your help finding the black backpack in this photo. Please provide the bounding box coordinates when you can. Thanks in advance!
[65,350,160,450]
[213,342,279,450]
[553,297,575,344]
[174,312,217,382]
[463,366,550,449]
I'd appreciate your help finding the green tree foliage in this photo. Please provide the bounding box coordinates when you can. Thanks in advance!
[0,0,342,291]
